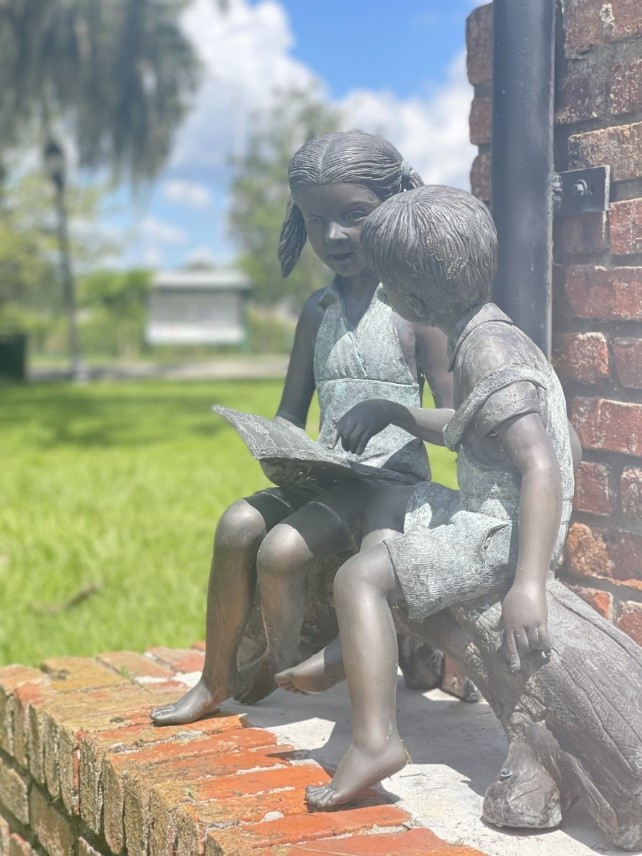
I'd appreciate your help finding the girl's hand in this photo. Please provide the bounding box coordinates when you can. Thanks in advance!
[334,400,401,456]
[500,580,551,672]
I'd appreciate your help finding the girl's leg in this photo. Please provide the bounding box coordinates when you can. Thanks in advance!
[306,543,409,809]
[237,488,366,704]
[276,485,412,695]
[151,495,288,725]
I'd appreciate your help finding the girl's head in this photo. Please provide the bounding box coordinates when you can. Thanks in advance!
[360,185,497,325]
[279,132,424,278]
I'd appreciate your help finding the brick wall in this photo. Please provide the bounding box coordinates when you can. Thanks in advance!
[466,1,642,645]
[0,651,482,856]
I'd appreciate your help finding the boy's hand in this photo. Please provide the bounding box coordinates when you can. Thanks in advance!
[500,580,551,672]
[334,400,400,455]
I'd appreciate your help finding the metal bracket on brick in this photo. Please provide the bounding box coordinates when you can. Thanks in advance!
[553,165,611,218]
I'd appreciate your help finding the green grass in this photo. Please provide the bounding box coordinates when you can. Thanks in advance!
[0,380,456,667]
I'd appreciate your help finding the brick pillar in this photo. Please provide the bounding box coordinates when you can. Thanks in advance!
[466,0,642,645]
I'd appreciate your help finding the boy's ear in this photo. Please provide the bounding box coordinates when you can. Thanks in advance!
[403,290,430,320]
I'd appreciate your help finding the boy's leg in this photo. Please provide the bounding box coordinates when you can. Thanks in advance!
[307,543,409,809]
[237,481,377,704]
[151,494,292,725]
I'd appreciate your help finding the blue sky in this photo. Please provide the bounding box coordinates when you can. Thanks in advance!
[105,0,481,271]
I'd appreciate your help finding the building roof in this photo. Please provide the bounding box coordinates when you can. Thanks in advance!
[153,269,251,290]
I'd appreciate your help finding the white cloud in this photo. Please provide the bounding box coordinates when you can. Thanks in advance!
[163,179,212,208]
[340,51,475,190]
[174,0,320,169]
[139,217,189,245]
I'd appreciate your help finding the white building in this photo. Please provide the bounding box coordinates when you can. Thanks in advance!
[146,268,251,346]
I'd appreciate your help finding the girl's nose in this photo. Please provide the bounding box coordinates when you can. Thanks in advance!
[325,221,347,242]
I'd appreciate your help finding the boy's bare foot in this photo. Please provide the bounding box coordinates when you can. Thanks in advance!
[306,736,409,810]
[150,673,242,725]
[275,638,345,695]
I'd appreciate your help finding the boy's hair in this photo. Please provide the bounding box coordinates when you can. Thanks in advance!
[279,132,424,277]
[360,185,497,320]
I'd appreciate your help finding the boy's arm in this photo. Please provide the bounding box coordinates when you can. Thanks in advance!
[275,290,323,428]
[497,411,563,672]
[335,401,454,454]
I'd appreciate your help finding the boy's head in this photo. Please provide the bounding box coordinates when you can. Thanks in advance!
[360,185,497,325]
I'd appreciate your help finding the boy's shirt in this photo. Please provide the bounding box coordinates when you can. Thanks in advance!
[444,302,574,524]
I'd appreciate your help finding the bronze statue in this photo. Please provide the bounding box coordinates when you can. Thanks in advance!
[278,187,642,852]
[151,133,453,726]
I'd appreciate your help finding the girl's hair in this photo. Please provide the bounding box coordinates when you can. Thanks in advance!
[360,185,497,319]
[279,132,424,277]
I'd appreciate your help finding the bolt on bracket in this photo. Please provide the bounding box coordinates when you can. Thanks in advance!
[553,166,611,218]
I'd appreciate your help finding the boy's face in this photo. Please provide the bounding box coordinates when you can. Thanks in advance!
[293,183,381,278]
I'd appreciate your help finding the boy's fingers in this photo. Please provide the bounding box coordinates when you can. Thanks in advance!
[504,629,521,672]
[538,624,552,657]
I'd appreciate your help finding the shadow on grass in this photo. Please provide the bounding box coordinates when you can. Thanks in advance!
[0,381,266,449]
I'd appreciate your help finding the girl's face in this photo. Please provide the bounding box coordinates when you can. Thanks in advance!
[292,183,381,278]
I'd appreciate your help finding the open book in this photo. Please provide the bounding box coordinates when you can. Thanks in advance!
[213,406,415,486]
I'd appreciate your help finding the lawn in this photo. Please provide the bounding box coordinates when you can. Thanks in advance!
[1,379,456,667]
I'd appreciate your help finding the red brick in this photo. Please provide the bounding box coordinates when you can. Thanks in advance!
[0,815,10,855]
[555,212,608,257]
[555,332,610,384]
[572,396,642,456]
[573,461,614,516]
[28,787,74,856]
[567,584,614,620]
[565,522,614,580]
[203,805,412,854]
[607,531,642,586]
[569,123,642,182]
[145,647,205,674]
[0,758,29,824]
[617,601,642,645]
[78,839,104,856]
[470,153,490,202]
[0,667,49,757]
[466,4,492,85]
[563,0,642,55]
[191,640,206,652]
[8,834,34,856]
[556,60,608,123]
[41,657,129,692]
[621,468,642,518]
[469,97,491,146]
[613,338,642,389]
[610,199,642,256]
[610,58,642,116]
[149,764,330,856]
[565,266,642,320]
[289,834,483,856]
[102,739,287,855]
[96,651,175,682]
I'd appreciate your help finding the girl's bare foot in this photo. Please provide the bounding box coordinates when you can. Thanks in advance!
[150,673,242,725]
[306,734,409,810]
[275,637,345,694]
[236,644,312,705]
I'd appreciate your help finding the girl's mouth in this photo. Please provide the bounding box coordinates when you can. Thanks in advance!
[328,252,353,262]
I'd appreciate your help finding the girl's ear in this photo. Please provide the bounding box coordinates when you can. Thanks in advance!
[278,197,307,278]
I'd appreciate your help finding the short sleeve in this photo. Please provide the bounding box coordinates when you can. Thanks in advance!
[475,381,541,437]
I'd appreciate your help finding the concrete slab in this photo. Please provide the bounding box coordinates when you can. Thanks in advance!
[213,678,631,856]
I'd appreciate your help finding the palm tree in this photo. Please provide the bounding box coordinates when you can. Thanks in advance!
[0,0,203,378]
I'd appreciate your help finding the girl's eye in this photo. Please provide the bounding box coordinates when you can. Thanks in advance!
[306,215,322,226]
[345,210,367,222]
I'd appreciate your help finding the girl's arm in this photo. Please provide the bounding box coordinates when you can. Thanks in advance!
[497,411,562,671]
[274,289,324,428]
[415,324,453,409]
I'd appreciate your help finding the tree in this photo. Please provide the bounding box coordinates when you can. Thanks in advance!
[228,88,342,310]
[0,0,201,376]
